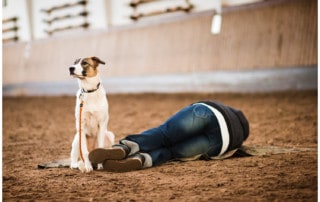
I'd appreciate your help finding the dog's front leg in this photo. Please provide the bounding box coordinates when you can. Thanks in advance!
[98,123,107,148]
[78,128,93,173]
[94,122,108,170]
[70,133,80,169]
[98,118,114,148]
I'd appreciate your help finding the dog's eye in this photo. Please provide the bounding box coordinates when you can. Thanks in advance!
[81,61,89,66]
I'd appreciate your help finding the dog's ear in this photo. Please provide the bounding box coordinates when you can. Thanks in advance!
[92,57,106,65]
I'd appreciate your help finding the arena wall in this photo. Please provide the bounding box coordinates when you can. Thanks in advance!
[3,0,317,85]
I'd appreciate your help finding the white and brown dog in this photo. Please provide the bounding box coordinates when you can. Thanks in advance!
[69,56,115,173]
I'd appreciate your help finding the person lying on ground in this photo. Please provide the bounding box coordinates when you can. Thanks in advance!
[89,100,250,172]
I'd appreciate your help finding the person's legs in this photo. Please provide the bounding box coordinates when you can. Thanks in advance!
[120,104,222,166]
[123,104,217,152]
[105,130,223,171]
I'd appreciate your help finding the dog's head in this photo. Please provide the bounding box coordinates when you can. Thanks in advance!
[69,57,106,79]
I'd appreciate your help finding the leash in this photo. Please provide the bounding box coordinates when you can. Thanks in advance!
[78,83,101,162]
[79,95,85,162]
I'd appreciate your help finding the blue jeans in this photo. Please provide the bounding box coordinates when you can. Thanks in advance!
[123,104,222,166]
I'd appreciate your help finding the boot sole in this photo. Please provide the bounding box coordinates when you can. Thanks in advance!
[103,158,142,172]
[89,148,127,164]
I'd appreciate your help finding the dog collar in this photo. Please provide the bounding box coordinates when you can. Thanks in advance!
[81,82,101,93]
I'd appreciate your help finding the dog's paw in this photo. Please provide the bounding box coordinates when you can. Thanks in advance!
[97,163,103,170]
[79,161,93,173]
[70,161,79,169]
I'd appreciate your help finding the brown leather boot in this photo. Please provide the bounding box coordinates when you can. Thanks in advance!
[102,153,145,172]
[89,144,131,164]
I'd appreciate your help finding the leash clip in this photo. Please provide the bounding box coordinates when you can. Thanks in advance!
[79,92,85,102]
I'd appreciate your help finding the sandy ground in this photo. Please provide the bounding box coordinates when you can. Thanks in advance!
[3,91,317,201]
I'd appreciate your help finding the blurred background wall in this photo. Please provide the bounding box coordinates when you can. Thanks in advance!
[2,0,317,95]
